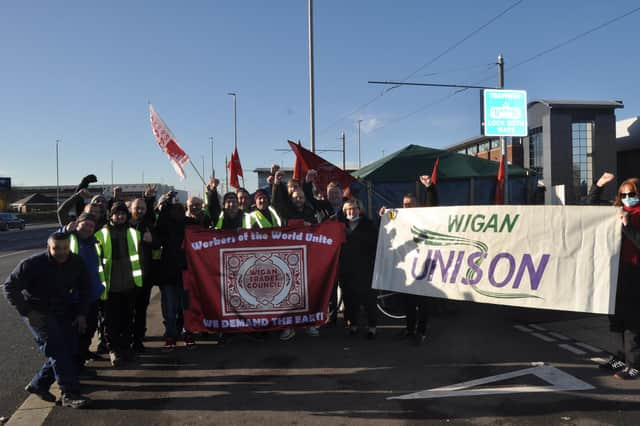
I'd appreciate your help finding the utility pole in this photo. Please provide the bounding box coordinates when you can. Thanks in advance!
[341,132,346,170]
[308,0,316,152]
[110,160,114,190]
[55,139,60,209]
[497,53,509,204]
[357,119,363,168]
[225,155,229,193]
[209,136,215,179]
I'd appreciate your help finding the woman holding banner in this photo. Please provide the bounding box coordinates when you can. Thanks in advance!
[590,172,640,380]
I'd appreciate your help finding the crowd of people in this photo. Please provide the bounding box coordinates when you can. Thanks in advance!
[3,168,640,408]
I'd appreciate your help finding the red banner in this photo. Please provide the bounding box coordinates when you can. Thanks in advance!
[288,140,355,195]
[149,104,190,180]
[182,221,345,333]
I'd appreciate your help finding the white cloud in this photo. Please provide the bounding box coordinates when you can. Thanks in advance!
[357,117,380,134]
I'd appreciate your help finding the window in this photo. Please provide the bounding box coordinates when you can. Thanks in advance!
[528,127,543,179]
[571,121,594,203]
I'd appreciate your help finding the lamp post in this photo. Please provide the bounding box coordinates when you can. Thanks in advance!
[209,136,215,179]
[227,93,237,150]
[55,139,60,208]
[357,119,363,168]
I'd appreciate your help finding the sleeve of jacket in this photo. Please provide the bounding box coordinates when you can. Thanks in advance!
[622,222,640,250]
[271,183,292,219]
[587,184,608,205]
[57,192,84,226]
[74,256,92,316]
[2,259,32,316]
[207,189,221,224]
[424,185,439,207]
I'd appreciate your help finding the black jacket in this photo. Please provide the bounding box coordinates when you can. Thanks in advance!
[339,215,378,292]
[272,182,318,225]
[3,251,90,318]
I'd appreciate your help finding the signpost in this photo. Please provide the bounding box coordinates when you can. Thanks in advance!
[482,89,528,137]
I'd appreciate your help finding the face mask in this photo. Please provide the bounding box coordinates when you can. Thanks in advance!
[622,196,640,208]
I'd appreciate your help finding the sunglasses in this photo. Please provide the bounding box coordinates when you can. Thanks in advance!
[620,192,637,199]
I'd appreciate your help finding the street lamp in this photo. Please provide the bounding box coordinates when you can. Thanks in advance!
[227,93,237,150]
[357,119,363,168]
[55,139,60,208]
[209,136,215,179]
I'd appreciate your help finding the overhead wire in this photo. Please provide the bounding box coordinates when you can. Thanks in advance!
[370,5,640,135]
[317,0,524,136]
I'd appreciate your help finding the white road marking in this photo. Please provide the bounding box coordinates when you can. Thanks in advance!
[513,325,533,333]
[548,332,571,340]
[389,364,594,400]
[0,250,32,259]
[5,385,60,426]
[530,332,556,343]
[558,344,587,356]
[528,324,547,331]
[573,342,604,353]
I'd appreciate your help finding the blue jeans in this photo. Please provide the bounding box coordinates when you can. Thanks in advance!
[24,313,80,395]
[160,285,184,339]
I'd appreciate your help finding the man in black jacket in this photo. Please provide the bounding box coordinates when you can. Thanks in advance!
[3,232,91,408]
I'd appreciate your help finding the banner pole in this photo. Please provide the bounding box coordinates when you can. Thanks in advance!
[189,160,207,186]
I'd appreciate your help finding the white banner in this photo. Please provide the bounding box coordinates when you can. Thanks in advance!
[372,205,621,314]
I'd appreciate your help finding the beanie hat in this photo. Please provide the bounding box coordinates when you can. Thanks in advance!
[77,212,97,224]
[110,202,129,215]
[223,192,238,203]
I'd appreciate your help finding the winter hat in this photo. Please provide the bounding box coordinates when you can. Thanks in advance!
[254,188,270,200]
[77,212,97,224]
[110,202,129,216]
[223,192,238,203]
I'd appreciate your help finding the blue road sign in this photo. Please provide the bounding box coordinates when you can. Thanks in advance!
[482,89,528,137]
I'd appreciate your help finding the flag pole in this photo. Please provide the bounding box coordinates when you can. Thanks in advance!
[188,160,207,186]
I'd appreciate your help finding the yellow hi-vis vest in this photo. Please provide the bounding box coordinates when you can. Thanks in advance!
[69,233,107,295]
[243,206,282,229]
[215,212,225,230]
[95,227,143,300]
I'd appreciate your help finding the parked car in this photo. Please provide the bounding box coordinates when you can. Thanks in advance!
[0,213,26,231]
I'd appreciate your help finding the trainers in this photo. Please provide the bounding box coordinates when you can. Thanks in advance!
[109,351,122,367]
[184,334,196,348]
[306,326,320,337]
[599,356,626,372]
[614,367,640,380]
[61,393,91,409]
[366,327,377,340]
[24,384,56,402]
[163,338,177,350]
[280,328,296,341]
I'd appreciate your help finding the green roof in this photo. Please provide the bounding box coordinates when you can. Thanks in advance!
[352,144,531,182]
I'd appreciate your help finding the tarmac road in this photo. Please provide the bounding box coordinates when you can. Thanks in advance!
[0,224,58,422]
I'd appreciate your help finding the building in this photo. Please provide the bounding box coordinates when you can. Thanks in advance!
[447,99,623,204]
[3,183,187,212]
[616,116,640,181]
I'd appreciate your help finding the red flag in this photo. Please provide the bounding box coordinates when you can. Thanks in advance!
[288,140,355,195]
[227,147,243,189]
[431,157,440,185]
[495,155,505,205]
[292,140,305,181]
[149,104,190,180]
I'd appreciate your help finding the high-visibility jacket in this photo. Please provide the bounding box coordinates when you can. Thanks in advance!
[243,206,283,229]
[94,227,143,300]
[69,233,106,299]
[214,212,225,229]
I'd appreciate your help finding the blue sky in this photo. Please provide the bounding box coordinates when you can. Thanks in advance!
[1,1,638,196]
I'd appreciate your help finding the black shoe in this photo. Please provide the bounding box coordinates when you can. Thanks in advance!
[132,340,146,353]
[25,384,56,402]
[599,356,626,372]
[61,393,91,409]
[366,328,377,340]
[96,342,108,355]
[614,367,640,380]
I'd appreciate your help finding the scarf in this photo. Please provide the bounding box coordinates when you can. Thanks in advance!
[622,204,640,265]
